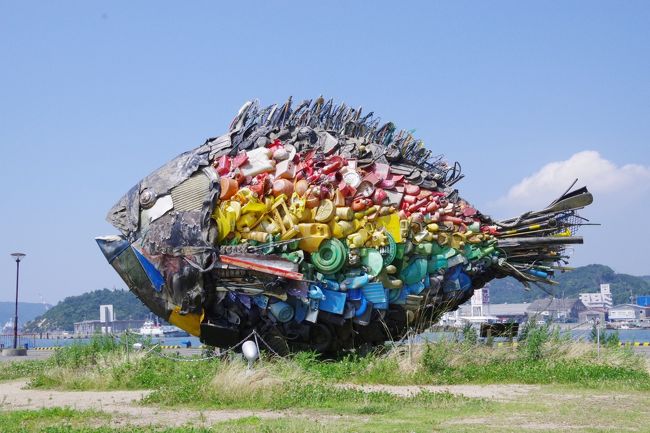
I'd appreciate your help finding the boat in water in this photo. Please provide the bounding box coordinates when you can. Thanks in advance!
[138,320,163,337]
[161,325,189,337]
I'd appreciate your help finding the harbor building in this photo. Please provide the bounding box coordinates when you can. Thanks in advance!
[526,298,586,323]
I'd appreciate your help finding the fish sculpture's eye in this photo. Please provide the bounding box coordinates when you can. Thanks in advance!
[140,189,156,209]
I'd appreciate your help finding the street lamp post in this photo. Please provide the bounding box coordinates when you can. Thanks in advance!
[10,253,26,350]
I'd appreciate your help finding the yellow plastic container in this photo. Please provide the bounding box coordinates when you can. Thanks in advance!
[375,213,403,242]
[242,231,272,243]
[369,230,387,247]
[241,199,267,215]
[437,232,450,246]
[213,201,241,242]
[335,207,354,221]
[258,217,280,234]
[297,223,331,252]
[315,199,336,223]
[236,213,259,231]
[450,233,466,249]
[347,228,369,249]
[329,220,355,238]
[289,193,310,222]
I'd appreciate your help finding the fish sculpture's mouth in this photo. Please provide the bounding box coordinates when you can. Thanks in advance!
[98,97,593,354]
[96,235,170,320]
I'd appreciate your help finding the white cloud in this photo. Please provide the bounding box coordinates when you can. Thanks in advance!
[486,151,650,275]
[494,151,650,211]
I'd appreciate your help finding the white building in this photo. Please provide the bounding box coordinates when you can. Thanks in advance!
[579,284,613,310]
[489,303,530,323]
[440,287,500,326]
[470,287,490,317]
[99,304,115,334]
[608,304,646,323]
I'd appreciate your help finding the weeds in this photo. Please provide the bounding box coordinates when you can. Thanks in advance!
[461,323,478,346]
[0,359,48,381]
[1,334,649,433]
[0,408,110,433]
[3,331,649,399]
[519,321,551,361]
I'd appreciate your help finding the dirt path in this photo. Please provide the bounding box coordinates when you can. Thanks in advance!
[0,379,545,427]
[339,383,540,401]
[0,380,282,427]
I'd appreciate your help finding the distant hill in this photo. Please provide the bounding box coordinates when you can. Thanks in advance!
[0,302,50,328]
[23,289,150,332]
[489,264,650,305]
[18,265,650,331]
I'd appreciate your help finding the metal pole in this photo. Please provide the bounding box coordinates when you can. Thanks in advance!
[596,318,600,359]
[13,258,20,349]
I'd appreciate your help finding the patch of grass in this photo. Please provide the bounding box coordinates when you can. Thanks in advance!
[0,398,487,433]
[0,359,48,381]
[429,357,646,386]
[294,339,650,389]
[15,346,475,415]
[0,408,109,433]
[29,352,221,391]
[0,335,145,384]
[2,385,650,433]
[143,358,477,414]
[418,340,650,388]
[0,410,331,433]
[6,333,650,398]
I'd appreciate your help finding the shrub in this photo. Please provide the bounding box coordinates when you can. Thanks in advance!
[461,323,478,346]
[605,330,621,347]
[518,320,551,361]
[421,343,451,374]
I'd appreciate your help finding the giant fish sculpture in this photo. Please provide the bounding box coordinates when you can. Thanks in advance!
[97,97,593,354]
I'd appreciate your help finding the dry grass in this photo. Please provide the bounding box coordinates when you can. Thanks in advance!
[32,351,148,390]
[544,341,644,369]
[387,340,642,370]
[209,361,292,402]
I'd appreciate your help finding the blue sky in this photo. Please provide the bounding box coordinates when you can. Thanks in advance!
[1,1,649,303]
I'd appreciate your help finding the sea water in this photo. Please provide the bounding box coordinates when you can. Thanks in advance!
[1,335,202,350]
[3,329,650,350]
[419,328,650,344]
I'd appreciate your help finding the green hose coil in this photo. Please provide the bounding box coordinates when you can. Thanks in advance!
[311,238,347,274]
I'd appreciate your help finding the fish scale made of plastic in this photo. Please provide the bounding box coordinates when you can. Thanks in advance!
[97,97,593,354]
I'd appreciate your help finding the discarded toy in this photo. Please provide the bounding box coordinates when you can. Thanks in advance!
[97,97,593,354]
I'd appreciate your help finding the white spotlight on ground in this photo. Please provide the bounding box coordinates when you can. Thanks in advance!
[242,340,259,369]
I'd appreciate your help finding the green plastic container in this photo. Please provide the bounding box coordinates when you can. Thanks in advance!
[311,238,347,274]
[361,248,384,277]
[400,258,428,285]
